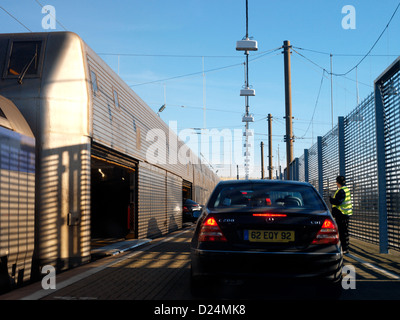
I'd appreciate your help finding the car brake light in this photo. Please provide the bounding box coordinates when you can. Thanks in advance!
[252,213,287,217]
[203,217,218,226]
[312,218,339,245]
[198,217,227,242]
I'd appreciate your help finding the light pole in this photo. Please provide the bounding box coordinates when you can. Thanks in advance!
[157,104,166,117]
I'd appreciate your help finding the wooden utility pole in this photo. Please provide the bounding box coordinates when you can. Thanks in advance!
[283,40,293,180]
[268,114,273,179]
[260,142,265,179]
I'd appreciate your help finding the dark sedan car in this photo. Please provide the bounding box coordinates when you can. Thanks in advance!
[183,199,202,222]
[190,180,343,296]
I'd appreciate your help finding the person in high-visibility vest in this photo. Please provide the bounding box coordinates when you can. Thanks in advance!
[329,176,352,253]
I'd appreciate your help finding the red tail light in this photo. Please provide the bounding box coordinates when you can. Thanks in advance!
[198,217,227,242]
[252,213,287,217]
[312,218,339,245]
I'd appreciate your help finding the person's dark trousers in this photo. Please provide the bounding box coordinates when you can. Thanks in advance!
[332,207,350,252]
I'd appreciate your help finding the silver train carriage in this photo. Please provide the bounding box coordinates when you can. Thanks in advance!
[0,31,219,287]
[0,95,35,292]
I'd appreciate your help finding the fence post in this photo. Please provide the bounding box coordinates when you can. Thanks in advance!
[294,157,299,181]
[317,136,323,196]
[304,149,309,183]
[374,82,388,254]
[338,116,346,177]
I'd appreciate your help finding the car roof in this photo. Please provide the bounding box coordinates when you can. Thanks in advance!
[185,199,198,203]
[216,179,312,187]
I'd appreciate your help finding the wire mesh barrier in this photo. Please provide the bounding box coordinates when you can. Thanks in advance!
[322,125,340,207]
[298,153,305,182]
[286,57,400,253]
[308,142,320,192]
[380,61,400,251]
[344,93,379,244]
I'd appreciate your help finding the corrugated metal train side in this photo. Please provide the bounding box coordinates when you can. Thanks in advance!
[84,41,219,239]
[0,96,35,291]
[0,31,219,289]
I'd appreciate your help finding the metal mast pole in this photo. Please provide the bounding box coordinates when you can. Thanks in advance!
[237,0,257,180]
[202,56,206,129]
[330,53,334,129]
[245,53,250,180]
[244,0,250,180]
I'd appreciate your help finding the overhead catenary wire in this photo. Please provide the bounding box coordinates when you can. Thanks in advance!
[99,53,244,58]
[291,18,400,147]
[292,49,372,88]
[34,0,68,31]
[293,0,400,77]
[1,2,69,32]
[332,0,400,76]
[293,46,399,57]
[129,47,281,87]
[130,61,245,87]
[300,69,325,140]
[0,6,32,32]
[99,47,282,59]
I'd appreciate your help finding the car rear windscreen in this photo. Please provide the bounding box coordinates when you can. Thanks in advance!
[208,183,326,210]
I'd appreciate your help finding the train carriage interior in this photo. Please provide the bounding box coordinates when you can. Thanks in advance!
[90,156,136,249]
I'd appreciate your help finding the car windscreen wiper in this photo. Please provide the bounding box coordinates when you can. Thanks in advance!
[17,51,38,85]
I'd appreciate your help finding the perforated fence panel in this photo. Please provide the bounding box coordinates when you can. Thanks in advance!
[380,64,400,251]
[322,125,340,208]
[344,93,379,244]
[298,154,305,182]
[308,142,319,192]
[286,58,400,251]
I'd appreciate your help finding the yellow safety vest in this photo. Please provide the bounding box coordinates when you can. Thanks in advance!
[332,186,353,215]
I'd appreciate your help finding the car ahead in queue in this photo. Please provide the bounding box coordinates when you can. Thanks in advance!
[183,199,202,222]
[190,180,343,297]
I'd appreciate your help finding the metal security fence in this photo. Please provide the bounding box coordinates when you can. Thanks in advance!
[344,93,379,244]
[298,153,305,182]
[287,56,400,253]
[377,58,400,251]
[308,141,320,193]
[322,124,340,207]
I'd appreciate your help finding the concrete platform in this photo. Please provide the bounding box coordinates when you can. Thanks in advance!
[91,239,152,258]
